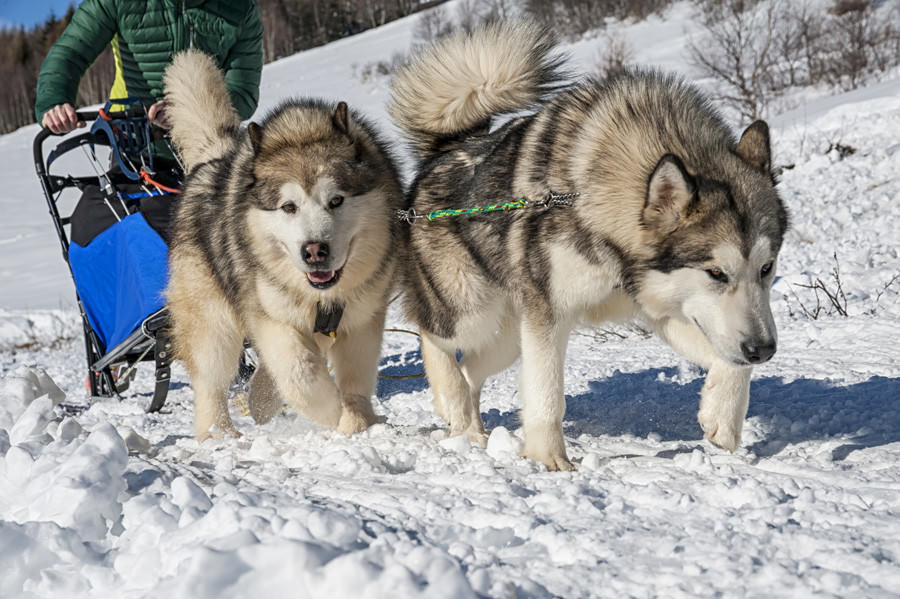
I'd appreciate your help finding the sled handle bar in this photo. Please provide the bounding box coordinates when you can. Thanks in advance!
[33,110,100,174]
[32,110,102,302]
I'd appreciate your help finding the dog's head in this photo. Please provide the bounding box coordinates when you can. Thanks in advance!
[243,101,396,291]
[637,121,789,367]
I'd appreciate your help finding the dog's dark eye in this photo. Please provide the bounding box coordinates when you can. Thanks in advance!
[760,261,773,278]
[281,203,297,214]
[329,195,344,209]
[706,268,729,283]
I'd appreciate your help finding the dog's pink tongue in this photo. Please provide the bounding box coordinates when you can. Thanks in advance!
[308,270,335,284]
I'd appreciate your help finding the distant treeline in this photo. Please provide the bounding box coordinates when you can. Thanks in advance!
[0,6,114,134]
[0,0,444,134]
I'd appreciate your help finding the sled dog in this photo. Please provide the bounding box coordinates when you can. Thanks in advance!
[164,50,404,440]
[389,22,788,470]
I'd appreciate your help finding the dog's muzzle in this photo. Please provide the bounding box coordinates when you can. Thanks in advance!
[301,240,343,288]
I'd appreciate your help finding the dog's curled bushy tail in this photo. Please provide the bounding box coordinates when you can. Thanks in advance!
[389,20,566,162]
[163,49,241,172]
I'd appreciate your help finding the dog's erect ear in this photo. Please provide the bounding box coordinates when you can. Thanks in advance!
[332,101,350,136]
[247,122,263,154]
[644,154,696,234]
[735,120,771,173]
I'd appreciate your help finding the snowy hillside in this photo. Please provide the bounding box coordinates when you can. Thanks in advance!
[2,2,900,597]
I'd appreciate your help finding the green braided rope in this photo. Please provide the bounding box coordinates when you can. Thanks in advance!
[397,192,578,224]
[426,198,530,221]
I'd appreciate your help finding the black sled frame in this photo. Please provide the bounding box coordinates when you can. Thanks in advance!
[33,105,176,412]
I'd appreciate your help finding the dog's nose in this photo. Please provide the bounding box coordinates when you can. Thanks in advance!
[741,340,776,364]
[301,241,329,264]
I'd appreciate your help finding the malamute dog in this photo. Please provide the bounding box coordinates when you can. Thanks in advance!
[163,50,404,440]
[389,22,788,470]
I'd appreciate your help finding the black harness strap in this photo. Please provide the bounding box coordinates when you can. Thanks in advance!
[314,302,345,338]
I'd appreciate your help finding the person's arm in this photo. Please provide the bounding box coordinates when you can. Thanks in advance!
[34,0,118,124]
[221,2,263,121]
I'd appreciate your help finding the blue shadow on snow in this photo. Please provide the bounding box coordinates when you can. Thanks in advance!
[483,368,900,459]
[376,348,428,398]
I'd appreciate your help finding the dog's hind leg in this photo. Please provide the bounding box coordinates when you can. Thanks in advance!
[190,346,243,440]
[329,309,385,435]
[248,364,281,424]
[459,315,522,446]
[421,331,485,443]
[651,316,752,451]
[169,257,244,441]
[251,317,342,429]
[519,310,575,471]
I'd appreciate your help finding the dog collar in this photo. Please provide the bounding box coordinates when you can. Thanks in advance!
[314,301,344,338]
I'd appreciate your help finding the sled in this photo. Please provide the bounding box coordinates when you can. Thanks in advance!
[33,99,183,412]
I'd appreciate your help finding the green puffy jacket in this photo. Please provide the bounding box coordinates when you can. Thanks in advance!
[35,0,262,122]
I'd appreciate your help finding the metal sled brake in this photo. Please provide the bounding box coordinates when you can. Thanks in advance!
[33,99,182,412]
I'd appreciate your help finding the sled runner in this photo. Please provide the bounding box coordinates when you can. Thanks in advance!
[33,99,183,412]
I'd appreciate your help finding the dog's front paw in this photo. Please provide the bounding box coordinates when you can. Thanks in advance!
[337,394,377,435]
[466,429,488,447]
[698,408,741,451]
[449,420,488,447]
[697,365,751,452]
[522,430,574,471]
[523,449,575,472]
[195,422,242,442]
[296,389,342,429]
[316,399,343,429]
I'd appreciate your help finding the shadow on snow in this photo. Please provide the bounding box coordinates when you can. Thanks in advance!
[376,348,428,398]
[482,367,900,459]
[375,346,899,459]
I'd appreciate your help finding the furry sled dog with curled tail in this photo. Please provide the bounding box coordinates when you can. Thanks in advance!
[389,22,788,470]
[163,49,405,440]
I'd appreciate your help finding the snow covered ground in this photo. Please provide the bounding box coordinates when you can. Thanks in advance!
[2,2,900,597]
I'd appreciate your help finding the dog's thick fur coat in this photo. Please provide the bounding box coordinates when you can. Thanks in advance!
[164,50,405,440]
[390,22,788,470]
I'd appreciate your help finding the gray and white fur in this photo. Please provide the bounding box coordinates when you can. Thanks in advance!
[390,22,788,470]
[164,49,406,440]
